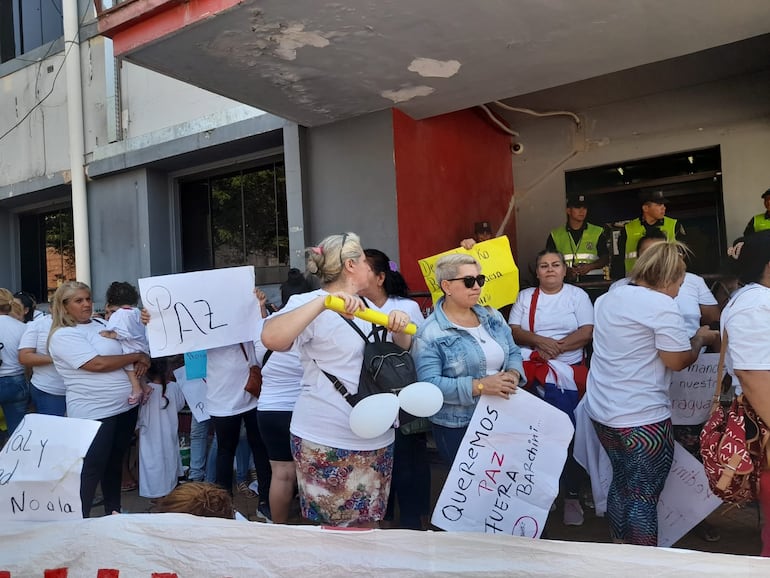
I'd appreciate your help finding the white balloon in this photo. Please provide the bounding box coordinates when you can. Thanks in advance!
[398,381,444,417]
[349,393,400,439]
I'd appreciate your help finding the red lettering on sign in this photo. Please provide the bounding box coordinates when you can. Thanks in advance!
[44,571,68,578]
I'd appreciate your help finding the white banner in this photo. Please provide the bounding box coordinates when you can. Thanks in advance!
[175,366,210,422]
[669,353,719,425]
[138,266,260,356]
[2,513,768,576]
[0,414,100,521]
[431,391,574,537]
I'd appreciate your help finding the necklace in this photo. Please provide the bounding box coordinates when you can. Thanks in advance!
[467,325,487,344]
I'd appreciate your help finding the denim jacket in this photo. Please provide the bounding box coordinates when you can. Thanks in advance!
[412,297,525,428]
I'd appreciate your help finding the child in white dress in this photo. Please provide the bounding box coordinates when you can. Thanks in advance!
[101,281,151,405]
[137,356,186,499]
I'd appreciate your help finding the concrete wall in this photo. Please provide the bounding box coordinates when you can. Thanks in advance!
[304,110,398,258]
[87,168,174,306]
[512,70,770,278]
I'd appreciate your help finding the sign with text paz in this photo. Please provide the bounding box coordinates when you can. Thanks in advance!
[418,236,520,310]
[139,266,261,357]
[669,353,719,426]
[431,391,574,538]
[0,414,101,521]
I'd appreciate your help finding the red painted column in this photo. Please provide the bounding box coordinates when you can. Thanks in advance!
[392,108,516,292]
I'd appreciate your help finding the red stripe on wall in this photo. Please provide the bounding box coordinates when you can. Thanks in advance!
[392,108,516,293]
[110,0,242,56]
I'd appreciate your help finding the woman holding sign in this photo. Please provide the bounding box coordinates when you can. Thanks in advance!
[413,253,524,466]
[508,249,593,526]
[261,232,414,528]
[584,242,717,546]
[48,281,150,517]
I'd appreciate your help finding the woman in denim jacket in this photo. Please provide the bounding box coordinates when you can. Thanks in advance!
[412,254,524,465]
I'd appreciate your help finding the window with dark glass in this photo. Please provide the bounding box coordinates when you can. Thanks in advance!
[0,0,64,64]
[565,146,725,277]
[179,161,289,284]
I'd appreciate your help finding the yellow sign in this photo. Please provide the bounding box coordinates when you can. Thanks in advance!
[418,236,519,310]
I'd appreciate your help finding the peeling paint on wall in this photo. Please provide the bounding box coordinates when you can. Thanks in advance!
[407,58,461,78]
[271,23,330,61]
[381,86,435,103]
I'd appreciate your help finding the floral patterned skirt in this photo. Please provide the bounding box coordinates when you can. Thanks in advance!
[290,435,393,527]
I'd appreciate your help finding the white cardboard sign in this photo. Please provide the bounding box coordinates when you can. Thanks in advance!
[431,391,574,537]
[0,414,101,521]
[669,353,719,425]
[138,266,260,356]
[174,366,210,422]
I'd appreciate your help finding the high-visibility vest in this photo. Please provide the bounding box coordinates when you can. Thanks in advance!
[752,214,770,233]
[624,217,678,273]
[550,223,603,267]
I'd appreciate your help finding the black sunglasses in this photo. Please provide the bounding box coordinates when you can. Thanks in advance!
[447,275,486,288]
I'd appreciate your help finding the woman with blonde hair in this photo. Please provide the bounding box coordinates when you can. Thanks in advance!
[413,253,524,466]
[155,482,235,519]
[261,232,413,527]
[584,242,717,546]
[48,281,150,516]
[0,288,30,434]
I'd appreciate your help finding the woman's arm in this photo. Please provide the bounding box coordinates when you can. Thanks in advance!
[81,352,150,375]
[262,293,365,352]
[509,325,562,359]
[556,324,593,354]
[658,326,717,370]
[699,304,720,327]
[18,348,53,368]
[735,370,770,425]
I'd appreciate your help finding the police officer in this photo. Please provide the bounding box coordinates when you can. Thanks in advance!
[546,193,609,280]
[621,189,684,274]
[743,188,770,236]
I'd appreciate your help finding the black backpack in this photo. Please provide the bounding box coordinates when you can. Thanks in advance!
[322,317,418,408]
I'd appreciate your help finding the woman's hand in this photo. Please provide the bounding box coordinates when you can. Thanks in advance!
[460,238,477,250]
[134,353,151,378]
[387,309,411,334]
[330,292,365,319]
[476,371,519,399]
[534,335,562,360]
[140,308,151,326]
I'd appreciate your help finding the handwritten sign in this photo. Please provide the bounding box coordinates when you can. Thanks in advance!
[138,266,260,356]
[669,353,719,425]
[175,366,210,422]
[418,236,520,310]
[431,391,573,537]
[657,444,723,547]
[0,414,100,521]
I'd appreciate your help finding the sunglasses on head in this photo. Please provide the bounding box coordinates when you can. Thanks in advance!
[448,274,486,288]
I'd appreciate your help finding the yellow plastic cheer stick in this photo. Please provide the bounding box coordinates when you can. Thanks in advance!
[324,295,417,335]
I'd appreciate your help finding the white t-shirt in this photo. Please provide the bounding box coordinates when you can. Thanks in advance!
[279,289,394,451]
[18,315,65,395]
[49,320,132,420]
[204,343,258,417]
[675,272,718,337]
[584,284,691,428]
[722,284,770,390]
[0,314,27,377]
[508,284,594,365]
[612,273,717,338]
[254,315,303,412]
[137,380,186,498]
[105,307,149,355]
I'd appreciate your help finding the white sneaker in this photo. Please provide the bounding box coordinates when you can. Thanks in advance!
[563,498,584,526]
